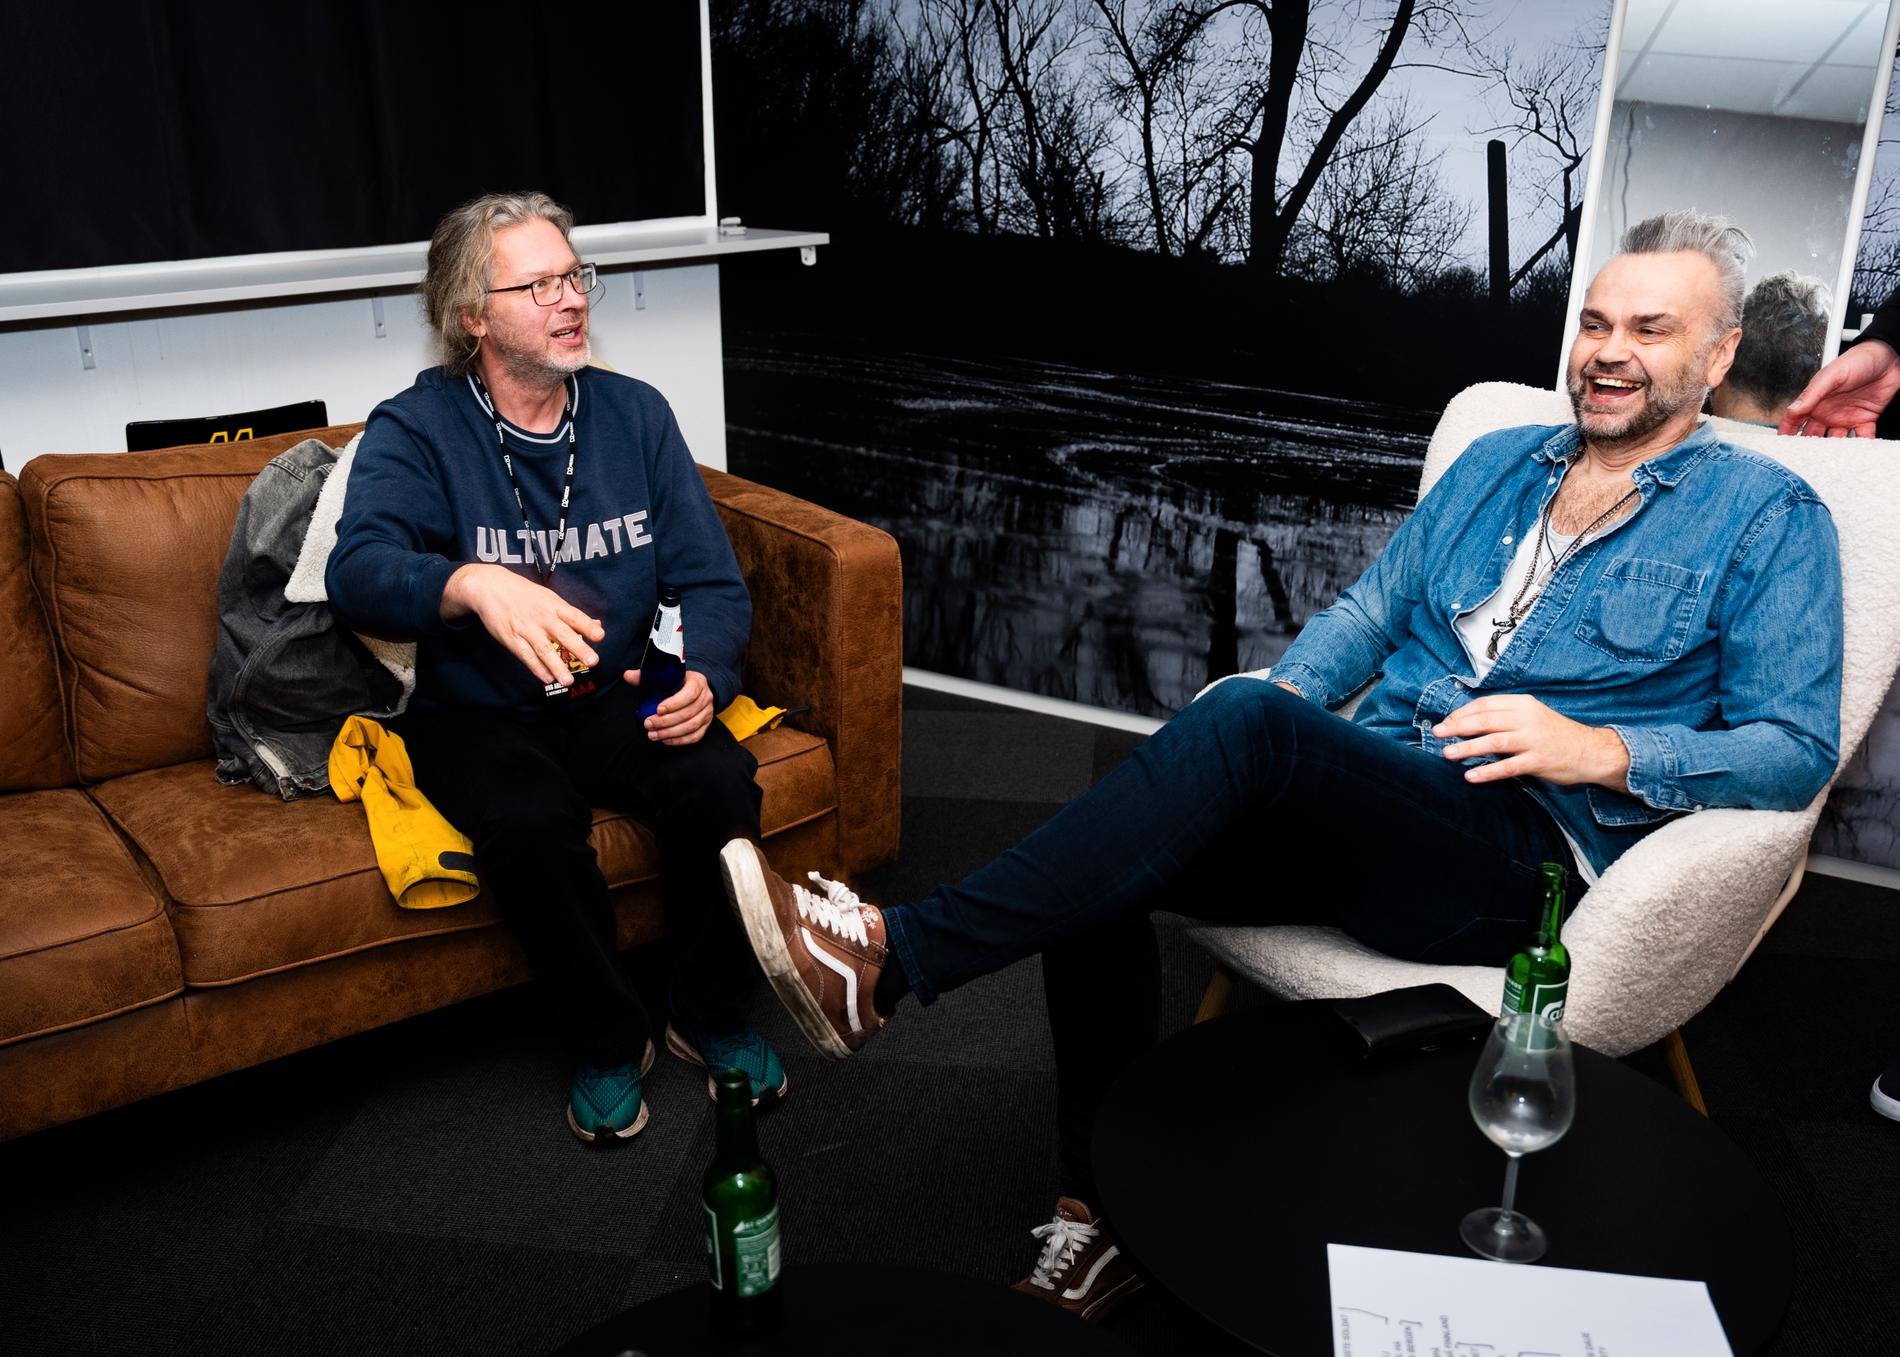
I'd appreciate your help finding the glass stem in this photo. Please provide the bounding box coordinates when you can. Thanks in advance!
[1499,1152,1523,1222]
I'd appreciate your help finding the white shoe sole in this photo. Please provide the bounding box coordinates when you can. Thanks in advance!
[720,840,852,1061]
[1873,1075,1900,1122]
[567,1040,656,1143]
[664,1022,791,1105]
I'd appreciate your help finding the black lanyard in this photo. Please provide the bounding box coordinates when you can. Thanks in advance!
[471,371,577,581]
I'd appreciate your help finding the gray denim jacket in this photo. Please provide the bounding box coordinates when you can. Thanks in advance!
[207,439,404,798]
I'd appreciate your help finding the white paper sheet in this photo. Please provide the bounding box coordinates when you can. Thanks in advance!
[1327,1244,1735,1357]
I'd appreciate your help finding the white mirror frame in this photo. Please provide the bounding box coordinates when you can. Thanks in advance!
[1558,0,1900,386]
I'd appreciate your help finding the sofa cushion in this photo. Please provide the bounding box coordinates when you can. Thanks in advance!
[0,790,182,1046]
[0,474,74,791]
[18,425,365,783]
[91,725,838,985]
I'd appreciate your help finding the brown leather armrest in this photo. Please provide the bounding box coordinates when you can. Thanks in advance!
[700,466,902,873]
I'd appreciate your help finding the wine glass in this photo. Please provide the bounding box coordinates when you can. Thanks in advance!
[1459,1010,1576,1263]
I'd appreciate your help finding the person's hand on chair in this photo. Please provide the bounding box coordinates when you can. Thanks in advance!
[1780,339,1900,438]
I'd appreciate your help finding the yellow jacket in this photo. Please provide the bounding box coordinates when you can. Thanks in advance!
[329,716,479,909]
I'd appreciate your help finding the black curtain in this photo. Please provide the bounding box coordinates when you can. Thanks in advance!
[0,0,704,274]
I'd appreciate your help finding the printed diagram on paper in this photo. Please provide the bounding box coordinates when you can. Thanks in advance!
[1327,1245,1734,1357]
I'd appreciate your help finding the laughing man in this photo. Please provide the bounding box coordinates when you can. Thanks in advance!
[718,210,1843,1318]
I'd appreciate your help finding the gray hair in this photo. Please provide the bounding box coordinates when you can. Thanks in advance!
[1617,210,1755,338]
[1726,271,1831,408]
[420,191,576,376]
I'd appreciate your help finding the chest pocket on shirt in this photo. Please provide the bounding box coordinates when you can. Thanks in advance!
[1575,557,1706,663]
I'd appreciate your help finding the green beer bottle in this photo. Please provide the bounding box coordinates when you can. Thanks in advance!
[1500,862,1569,1051]
[704,1067,782,1337]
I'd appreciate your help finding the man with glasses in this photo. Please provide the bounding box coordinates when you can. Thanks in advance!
[328,192,783,1143]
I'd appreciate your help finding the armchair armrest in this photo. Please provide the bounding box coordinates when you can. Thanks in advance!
[699,466,902,873]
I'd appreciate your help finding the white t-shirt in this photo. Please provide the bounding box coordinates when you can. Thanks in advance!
[1451,523,1602,884]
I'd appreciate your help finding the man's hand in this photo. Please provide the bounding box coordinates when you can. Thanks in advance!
[626,668,715,745]
[1432,695,1630,790]
[1779,339,1900,438]
[441,563,603,689]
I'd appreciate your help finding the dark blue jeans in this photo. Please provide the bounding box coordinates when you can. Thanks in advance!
[880,679,1574,1201]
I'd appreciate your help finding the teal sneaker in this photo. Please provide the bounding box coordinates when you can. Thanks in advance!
[566,1039,657,1144]
[665,1016,790,1106]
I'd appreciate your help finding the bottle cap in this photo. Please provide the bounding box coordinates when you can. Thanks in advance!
[658,583,681,606]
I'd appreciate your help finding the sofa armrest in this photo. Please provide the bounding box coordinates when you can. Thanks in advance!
[700,466,902,874]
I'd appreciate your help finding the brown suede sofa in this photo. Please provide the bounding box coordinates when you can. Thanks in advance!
[1,423,901,1141]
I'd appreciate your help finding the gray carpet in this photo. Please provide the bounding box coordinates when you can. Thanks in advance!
[3,685,1896,1355]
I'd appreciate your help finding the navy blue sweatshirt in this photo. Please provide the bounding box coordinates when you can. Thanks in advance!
[327,366,749,715]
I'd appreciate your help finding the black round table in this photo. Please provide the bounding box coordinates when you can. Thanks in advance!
[1093,1003,1792,1356]
[549,1261,1139,1356]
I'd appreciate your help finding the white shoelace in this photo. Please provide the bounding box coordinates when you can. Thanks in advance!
[793,871,870,946]
[1026,1213,1098,1290]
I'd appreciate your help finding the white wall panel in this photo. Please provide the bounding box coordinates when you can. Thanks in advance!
[0,261,727,469]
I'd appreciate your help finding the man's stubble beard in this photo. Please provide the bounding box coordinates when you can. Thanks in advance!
[489,334,592,387]
[1568,343,1712,447]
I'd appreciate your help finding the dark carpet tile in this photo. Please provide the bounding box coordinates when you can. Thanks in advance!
[1708,1113,1900,1356]
[544,1258,708,1353]
[0,1036,368,1223]
[902,709,1101,803]
[282,1029,711,1259]
[0,1210,273,1357]
[1092,724,1150,783]
[197,1221,632,1357]
[643,1058,1063,1286]
[1749,872,1900,958]
[1693,955,1896,1124]
[854,954,1059,1074]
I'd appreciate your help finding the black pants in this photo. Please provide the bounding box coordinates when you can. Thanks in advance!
[397,681,764,1066]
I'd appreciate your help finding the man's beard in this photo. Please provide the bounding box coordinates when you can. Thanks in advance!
[1567,349,1709,445]
[491,335,591,385]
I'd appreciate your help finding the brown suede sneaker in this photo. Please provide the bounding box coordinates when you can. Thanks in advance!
[1012,1197,1144,1321]
[718,839,889,1059]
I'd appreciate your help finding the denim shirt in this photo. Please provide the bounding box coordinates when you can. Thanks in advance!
[1271,420,1843,876]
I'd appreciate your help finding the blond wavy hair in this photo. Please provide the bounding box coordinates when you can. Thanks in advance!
[420,191,576,376]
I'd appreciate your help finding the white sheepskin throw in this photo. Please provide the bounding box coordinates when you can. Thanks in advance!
[283,431,418,706]
[1190,382,1900,1055]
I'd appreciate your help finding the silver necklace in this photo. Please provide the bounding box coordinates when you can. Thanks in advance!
[1487,474,1640,659]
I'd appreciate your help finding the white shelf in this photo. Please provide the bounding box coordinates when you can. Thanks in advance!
[0,224,828,325]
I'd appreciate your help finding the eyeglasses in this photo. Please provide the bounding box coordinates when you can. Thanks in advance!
[485,262,598,306]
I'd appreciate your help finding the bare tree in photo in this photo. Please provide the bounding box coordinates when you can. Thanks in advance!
[712,0,967,231]
[913,0,1012,232]
[1288,98,1473,288]
[986,0,1124,240]
[1091,0,1254,256]
[1851,43,1900,311]
[1474,14,1608,290]
[1160,0,1478,279]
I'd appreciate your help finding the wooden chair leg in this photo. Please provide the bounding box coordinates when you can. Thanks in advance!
[1195,964,1236,1024]
[1664,1029,1709,1117]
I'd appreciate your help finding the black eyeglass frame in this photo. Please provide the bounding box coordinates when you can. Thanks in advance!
[484,262,599,306]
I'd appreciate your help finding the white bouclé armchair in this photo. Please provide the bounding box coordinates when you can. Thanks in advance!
[1189,382,1900,1081]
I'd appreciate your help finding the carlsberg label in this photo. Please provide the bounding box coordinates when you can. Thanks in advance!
[1502,981,1566,1051]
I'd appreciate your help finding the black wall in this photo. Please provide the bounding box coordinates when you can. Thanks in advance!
[1,1,705,274]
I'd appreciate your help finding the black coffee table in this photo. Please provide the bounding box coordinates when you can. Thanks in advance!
[549,1261,1139,1356]
[1093,1003,1792,1356]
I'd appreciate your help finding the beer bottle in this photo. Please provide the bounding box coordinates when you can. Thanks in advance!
[636,584,686,721]
[704,1067,781,1337]
[1500,862,1569,1051]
